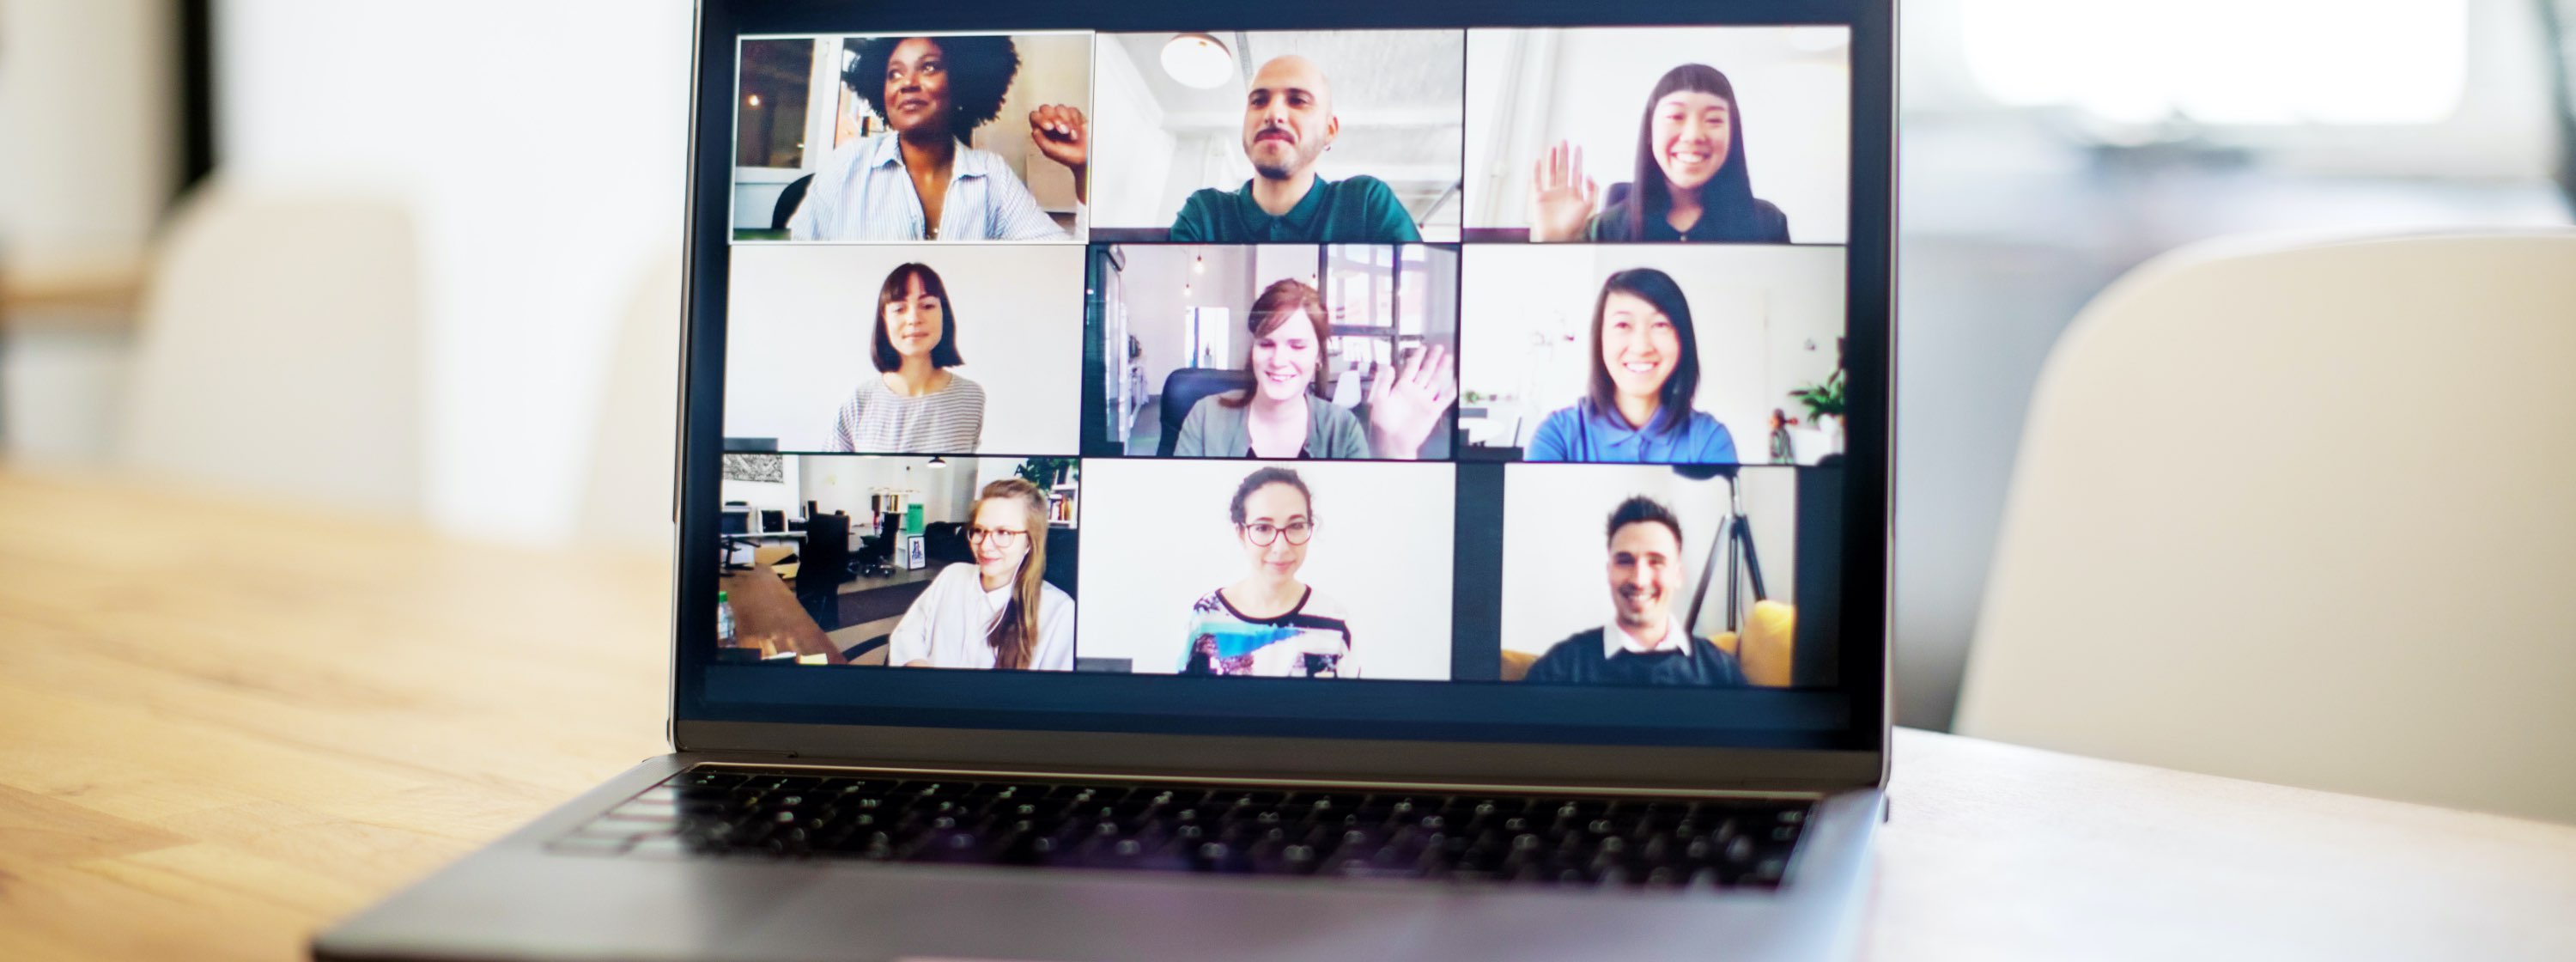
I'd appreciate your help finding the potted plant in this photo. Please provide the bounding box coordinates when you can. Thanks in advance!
[1786,338,1848,455]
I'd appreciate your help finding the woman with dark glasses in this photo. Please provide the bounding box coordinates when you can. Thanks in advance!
[1180,466,1359,677]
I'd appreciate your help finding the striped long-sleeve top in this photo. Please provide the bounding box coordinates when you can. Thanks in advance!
[829,374,985,454]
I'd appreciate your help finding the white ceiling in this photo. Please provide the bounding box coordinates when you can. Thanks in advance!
[1107,30,1466,181]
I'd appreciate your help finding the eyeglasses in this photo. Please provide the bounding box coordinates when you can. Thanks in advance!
[968,527,1030,545]
[1239,521,1314,546]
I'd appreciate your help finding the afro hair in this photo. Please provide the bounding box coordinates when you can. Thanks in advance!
[843,35,1020,135]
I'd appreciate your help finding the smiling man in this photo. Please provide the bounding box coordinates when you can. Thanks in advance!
[1166,55,1421,243]
[1522,496,1744,686]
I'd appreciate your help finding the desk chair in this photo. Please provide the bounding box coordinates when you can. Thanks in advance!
[854,533,894,579]
[793,513,853,630]
[122,181,422,514]
[1955,231,2576,824]
[770,174,815,232]
[1156,368,1255,456]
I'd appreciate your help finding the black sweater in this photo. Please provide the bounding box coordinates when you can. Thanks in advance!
[1522,628,1745,687]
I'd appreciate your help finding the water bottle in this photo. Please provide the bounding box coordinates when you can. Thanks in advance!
[715,590,738,647]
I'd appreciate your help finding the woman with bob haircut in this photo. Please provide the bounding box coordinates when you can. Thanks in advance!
[787,34,1088,241]
[829,262,986,453]
[1171,277,1455,460]
[1180,466,1359,678]
[1528,64,1789,243]
[1524,267,1740,463]
[888,478,1074,670]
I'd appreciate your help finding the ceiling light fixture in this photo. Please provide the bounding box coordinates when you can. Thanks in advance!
[1161,33,1234,89]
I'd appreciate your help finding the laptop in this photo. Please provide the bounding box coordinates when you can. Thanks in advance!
[318,0,1893,958]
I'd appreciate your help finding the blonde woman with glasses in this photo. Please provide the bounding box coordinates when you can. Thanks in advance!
[888,478,1073,670]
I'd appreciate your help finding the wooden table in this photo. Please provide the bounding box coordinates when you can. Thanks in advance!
[3,471,2572,961]
[717,562,843,664]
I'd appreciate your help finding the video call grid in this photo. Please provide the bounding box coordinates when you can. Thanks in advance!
[707,22,1853,689]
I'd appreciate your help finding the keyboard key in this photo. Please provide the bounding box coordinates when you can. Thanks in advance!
[561,768,1815,888]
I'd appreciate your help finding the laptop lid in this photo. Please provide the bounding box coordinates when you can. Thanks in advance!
[670,0,1893,793]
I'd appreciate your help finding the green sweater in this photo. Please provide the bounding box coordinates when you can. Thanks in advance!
[1167,175,1421,243]
[1172,394,1370,460]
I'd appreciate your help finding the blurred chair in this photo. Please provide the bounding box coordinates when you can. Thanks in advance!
[793,512,852,630]
[770,174,816,232]
[1955,231,2576,823]
[121,181,422,513]
[576,253,683,551]
[1155,368,1254,457]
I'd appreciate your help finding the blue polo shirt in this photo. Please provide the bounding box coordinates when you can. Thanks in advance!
[1525,399,1739,464]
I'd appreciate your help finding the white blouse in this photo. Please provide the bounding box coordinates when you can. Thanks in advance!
[886,563,1074,671]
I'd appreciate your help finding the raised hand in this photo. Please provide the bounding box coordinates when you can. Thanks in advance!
[1528,139,1599,242]
[1030,103,1088,186]
[1366,344,1458,460]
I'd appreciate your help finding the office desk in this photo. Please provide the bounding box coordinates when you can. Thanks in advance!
[716,561,845,665]
[1,471,2571,961]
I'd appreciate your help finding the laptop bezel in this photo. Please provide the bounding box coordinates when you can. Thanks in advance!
[666,0,1895,789]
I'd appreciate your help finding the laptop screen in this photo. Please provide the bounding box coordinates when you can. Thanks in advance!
[681,0,1888,751]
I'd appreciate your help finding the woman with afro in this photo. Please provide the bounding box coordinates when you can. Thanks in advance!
[787,35,1088,241]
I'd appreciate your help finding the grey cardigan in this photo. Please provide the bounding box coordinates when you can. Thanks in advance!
[1172,393,1370,459]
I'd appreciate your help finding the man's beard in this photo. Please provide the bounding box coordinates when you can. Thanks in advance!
[1248,134,1307,181]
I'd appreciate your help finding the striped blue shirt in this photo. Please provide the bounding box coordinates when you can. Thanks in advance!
[786,134,1074,242]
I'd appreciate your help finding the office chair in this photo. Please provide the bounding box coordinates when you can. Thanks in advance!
[1042,527,1078,600]
[793,512,852,630]
[770,174,815,232]
[854,533,895,579]
[1155,368,1256,456]
[1956,231,2576,823]
[923,521,971,565]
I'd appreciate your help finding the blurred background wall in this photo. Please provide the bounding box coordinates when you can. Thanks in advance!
[0,0,2567,729]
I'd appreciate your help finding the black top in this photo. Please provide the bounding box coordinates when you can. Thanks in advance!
[1586,198,1790,243]
[1522,628,1745,687]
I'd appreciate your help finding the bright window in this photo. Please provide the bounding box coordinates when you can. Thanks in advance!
[1960,0,2468,125]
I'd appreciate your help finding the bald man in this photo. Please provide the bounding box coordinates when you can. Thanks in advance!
[1167,55,1422,243]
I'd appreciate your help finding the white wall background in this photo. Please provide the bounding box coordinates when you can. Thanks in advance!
[215,0,695,543]
[1089,32,1467,238]
[1076,459,1454,679]
[1457,245,1844,461]
[1498,463,1799,656]
[1112,243,1259,394]
[799,454,981,527]
[1464,27,1850,243]
[725,245,1084,454]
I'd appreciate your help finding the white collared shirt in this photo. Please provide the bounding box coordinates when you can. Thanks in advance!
[887,563,1075,670]
[1602,614,1691,659]
[786,134,1079,242]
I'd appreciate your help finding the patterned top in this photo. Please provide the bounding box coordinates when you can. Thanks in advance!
[1179,586,1358,678]
[829,374,985,454]
[786,134,1075,242]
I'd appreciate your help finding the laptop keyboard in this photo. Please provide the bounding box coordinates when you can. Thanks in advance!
[550,766,1812,888]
